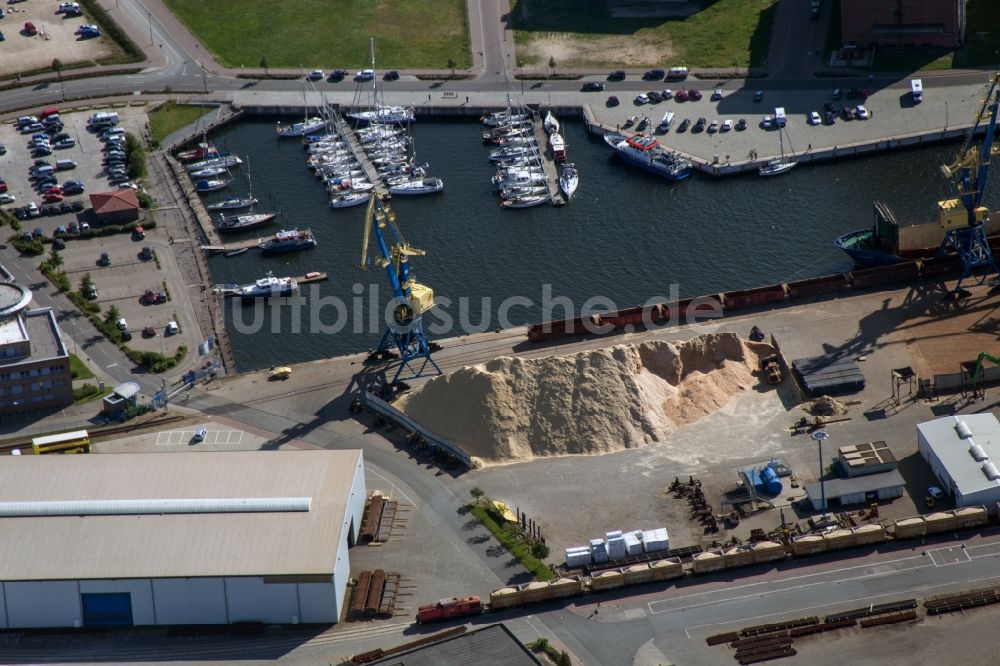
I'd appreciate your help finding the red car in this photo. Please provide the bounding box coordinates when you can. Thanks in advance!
[688,89,703,101]
[24,22,37,36]
[674,89,689,102]
[43,192,63,203]
[0,180,7,194]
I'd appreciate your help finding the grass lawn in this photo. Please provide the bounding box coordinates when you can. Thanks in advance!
[955,0,1000,68]
[73,383,111,404]
[68,353,95,380]
[469,504,555,582]
[148,102,213,145]
[511,0,776,69]
[163,0,470,69]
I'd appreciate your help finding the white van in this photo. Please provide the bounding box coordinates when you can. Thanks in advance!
[911,78,923,104]
[774,107,787,127]
[55,159,77,171]
[666,66,689,79]
[89,111,119,127]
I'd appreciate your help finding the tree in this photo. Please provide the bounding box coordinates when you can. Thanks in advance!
[548,56,556,78]
[529,637,550,651]
[447,58,456,77]
[104,304,121,325]
[530,540,550,560]
[81,273,93,291]
[259,55,269,76]
[556,651,571,666]
[47,245,63,269]
[470,486,486,502]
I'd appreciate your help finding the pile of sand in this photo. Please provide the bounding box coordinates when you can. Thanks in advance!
[805,396,851,417]
[395,333,773,466]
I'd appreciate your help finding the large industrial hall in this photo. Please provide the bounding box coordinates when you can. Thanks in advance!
[0,450,365,628]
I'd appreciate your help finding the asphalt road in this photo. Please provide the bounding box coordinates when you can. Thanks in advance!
[3,2,1000,662]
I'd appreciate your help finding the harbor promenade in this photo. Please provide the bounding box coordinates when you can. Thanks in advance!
[227,73,985,176]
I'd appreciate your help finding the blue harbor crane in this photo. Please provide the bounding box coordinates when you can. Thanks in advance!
[936,72,1000,298]
[359,194,441,384]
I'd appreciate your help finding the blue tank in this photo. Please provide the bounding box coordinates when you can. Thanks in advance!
[760,466,782,495]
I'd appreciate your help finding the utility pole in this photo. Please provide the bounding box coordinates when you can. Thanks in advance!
[147,11,153,47]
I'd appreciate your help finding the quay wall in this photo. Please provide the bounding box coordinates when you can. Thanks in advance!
[228,101,976,179]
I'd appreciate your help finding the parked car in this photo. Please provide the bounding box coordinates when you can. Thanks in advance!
[20,123,44,134]
[306,69,324,81]
[842,106,855,121]
[753,90,764,102]
[70,200,83,212]
[674,89,689,102]
[383,70,399,81]
[736,118,748,131]
[43,192,63,203]
[634,93,649,105]
[582,81,605,92]
[354,69,375,81]
[761,115,774,129]
[855,105,871,120]
[140,246,153,260]
[721,119,734,132]
[660,89,673,100]
[0,143,5,155]
[606,95,619,108]
[808,111,821,125]
[117,318,128,331]
[193,428,207,442]
[832,88,842,100]
[23,21,37,36]
[711,88,724,101]
[142,325,156,337]
[677,118,691,132]
[688,89,703,101]
[83,283,98,300]
[707,119,719,134]
[52,237,65,250]
[166,321,179,335]
[647,91,662,103]
[98,252,110,266]
[328,69,347,81]
[0,194,14,204]
[54,138,75,149]
[32,227,43,238]
[692,117,707,133]
[824,111,836,125]
[642,69,665,81]
[607,70,626,81]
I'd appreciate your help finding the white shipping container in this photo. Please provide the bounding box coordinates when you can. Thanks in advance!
[624,532,643,555]
[591,541,608,563]
[605,530,623,540]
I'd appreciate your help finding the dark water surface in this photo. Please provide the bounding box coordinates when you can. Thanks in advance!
[204,117,994,370]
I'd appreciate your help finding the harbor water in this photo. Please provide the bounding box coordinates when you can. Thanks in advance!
[204,117,999,370]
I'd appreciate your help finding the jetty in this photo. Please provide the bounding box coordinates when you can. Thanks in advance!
[330,109,389,199]
[215,271,329,297]
[530,109,564,206]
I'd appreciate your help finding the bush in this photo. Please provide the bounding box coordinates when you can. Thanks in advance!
[125,132,147,180]
[73,383,102,402]
[137,191,154,208]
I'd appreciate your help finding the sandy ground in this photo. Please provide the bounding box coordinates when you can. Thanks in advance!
[2,3,117,72]
[521,34,676,69]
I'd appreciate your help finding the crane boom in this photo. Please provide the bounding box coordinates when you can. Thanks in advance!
[358,194,441,383]
[936,72,1000,297]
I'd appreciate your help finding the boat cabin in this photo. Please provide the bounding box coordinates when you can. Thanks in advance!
[626,135,661,151]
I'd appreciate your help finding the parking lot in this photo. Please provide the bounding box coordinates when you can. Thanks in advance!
[0,106,204,361]
[0,1,116,72]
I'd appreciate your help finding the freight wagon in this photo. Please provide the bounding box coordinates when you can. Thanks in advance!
[525,258,963,342]
[415,507,993,623]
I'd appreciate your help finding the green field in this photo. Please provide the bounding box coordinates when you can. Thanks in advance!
[148,102,213,145]
[163,0,470,69]
[511,0,775,69]
[68,353,94,380]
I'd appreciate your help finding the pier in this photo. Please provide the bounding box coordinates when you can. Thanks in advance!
[330,110,389,199]
[530,109,564,205]
[215,271,329,297]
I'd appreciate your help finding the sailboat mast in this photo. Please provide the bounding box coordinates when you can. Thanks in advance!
[370,37,378,110]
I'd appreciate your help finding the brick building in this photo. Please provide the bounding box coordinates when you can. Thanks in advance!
[841,0,965,48]
[90,189,140,225]
[0,282,73,415]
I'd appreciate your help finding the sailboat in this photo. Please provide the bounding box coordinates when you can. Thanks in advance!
[759,127,797,176]
[215,157,278,233]
[544,110,560,134]
[348,38,415,124]
[277,76,328,138]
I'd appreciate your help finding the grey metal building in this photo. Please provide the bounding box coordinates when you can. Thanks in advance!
[918,413,1000,508]
[806,470,905,510]
[0,450,365,628]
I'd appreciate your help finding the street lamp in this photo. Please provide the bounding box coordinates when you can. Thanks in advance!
[70,318,77,356]
[811,430,829,518]
[147,11,153,47]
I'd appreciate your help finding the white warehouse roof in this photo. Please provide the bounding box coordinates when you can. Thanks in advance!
[918,414,1000,498]
[0,450,363,581]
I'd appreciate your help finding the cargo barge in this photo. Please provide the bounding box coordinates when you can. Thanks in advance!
[525,255,961,342]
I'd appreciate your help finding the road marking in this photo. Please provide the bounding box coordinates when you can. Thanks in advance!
[105,363,118,368]
[156,429,243,446]
[929,545,972,567]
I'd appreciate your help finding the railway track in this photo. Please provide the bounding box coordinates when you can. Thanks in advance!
[0,413,191,454]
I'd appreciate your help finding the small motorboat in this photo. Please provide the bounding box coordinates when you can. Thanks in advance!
[224,247,249,257]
